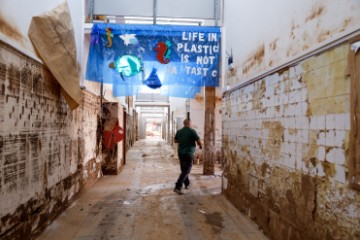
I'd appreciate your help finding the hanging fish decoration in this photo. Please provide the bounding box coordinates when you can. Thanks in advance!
[109,55,143,80]
[105,28,113,48]
[143,68,162,89]
[154,41,171,64]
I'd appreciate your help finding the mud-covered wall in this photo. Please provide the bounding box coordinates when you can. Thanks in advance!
[0,0,84,63]
[0,40,101,239]
[125,111,136,150]
[101,102,125,175]
[222,42,360,239]
[223,0,360,86]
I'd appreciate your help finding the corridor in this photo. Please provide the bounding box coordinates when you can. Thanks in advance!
[37,139,268,240]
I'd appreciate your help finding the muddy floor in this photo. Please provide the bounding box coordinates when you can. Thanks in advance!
[37,138,267,240]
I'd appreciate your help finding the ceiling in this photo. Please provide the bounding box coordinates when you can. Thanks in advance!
[86,0,222,26]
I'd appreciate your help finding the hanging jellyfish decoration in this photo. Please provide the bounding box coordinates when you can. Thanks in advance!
[109,55,143,80]
[154,41,171,64]
[143,68,162,89]
[105,27,113,48]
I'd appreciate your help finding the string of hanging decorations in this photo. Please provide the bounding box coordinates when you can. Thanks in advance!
[86,23,221,98]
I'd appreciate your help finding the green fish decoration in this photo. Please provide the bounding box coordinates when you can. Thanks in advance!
[109,55,143,80]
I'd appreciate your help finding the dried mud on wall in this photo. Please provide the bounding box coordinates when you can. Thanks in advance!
[0,41,101,239]
[222,43,360,239]
[126,112,136,150]
[226,2,360,88]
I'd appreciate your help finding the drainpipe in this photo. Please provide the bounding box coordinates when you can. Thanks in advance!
[89,0,94,23]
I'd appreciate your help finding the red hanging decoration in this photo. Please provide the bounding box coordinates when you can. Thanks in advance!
[103,120,124,149]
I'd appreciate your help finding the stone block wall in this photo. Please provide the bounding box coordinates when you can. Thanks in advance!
[0,40,101,239]
[222,42,360,239]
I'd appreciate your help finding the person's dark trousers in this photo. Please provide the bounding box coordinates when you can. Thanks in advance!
[175,154,193,190]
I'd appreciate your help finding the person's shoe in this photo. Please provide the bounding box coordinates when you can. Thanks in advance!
[185,184,191,190]
[173,188,183,195]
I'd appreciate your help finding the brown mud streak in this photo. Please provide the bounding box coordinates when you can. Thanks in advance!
[243,44,265,75]
[0,15,24,43]
[305,5,325,22]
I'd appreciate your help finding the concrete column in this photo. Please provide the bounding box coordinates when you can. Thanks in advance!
[203,86,215,175]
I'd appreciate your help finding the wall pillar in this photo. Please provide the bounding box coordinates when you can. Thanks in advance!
[203,86,215,175]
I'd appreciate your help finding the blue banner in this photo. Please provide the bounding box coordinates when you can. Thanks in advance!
[85,23,221,98]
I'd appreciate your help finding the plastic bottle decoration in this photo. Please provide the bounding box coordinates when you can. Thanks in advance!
[109,55,143,80]
[154,41,171,64]
[143,68,162,89]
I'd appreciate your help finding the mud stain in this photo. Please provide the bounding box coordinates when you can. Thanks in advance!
[316,17,351,42]
[252,80,266,109]
[301,174,316,202]
[0,14,24,43]
[215,96,222,104]
[229,67,237,77]
[302,44,310,51]
[302,31,310,42]
[286,47,293,58]
[266,121,285,141]
[339,18,352,32]
[322,161,336,178]
[290,22,298,40]
[305,5,325,22]
[8,63,20,93]
[317,30,331,43]
[224,95,232,117]
[195,93,204,102]
[310,157,317,167]
[269,39,278,51]
[242,44,265,75]
[261,162,270,177]
[205,212,224,234]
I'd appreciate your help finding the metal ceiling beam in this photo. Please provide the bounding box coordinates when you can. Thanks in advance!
[153,0,157,25]
[89,0,94,23]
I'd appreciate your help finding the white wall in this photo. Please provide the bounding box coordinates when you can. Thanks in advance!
[0,0,84,66]
[223,0,360,87]
[93,0,215,19]
[169,97,187,120]
[190,88,205,140]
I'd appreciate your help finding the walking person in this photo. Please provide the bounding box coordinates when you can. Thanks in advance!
[173,119,202,195]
